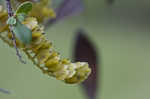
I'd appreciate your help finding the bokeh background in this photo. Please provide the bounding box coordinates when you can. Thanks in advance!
[1,0,150,99]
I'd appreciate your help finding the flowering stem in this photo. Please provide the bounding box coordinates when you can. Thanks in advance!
[5,0,13,17]
[5,0,26,64]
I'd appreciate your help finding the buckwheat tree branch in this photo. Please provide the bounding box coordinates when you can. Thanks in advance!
[5,0,26,64]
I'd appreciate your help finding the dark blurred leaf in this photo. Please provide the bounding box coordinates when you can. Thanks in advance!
[52,0,64,9]
[0,88,11,94]
[107,0,115,5]
[46,0,84,26]
[73,29,99,99]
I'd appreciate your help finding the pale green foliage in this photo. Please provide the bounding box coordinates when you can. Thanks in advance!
[12,20,32,44]
[6,16,16,25]
[17,13,26,22]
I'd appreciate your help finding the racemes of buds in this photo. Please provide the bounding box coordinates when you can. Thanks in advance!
[0,0,91,84]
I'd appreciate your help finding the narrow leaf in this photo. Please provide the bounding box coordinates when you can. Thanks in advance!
[47,0,84,26]
[12,20,32,44]
[73,29,99,99]
[16,1,32,15]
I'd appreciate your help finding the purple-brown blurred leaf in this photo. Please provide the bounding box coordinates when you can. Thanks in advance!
[46,0,84,26]
[73,29,99,99]
[107,0,115,5]
[0,88,11,94]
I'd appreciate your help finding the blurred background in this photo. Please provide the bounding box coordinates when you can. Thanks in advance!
[1,0,150,99]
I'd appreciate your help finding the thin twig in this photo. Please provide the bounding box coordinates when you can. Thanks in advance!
[5,0,26,64]
[0,88,11,94]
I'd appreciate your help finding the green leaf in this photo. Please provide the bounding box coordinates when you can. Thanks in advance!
[6,16,16,25]
[16,13,26,22]
[16,1,32,15]
[12,20,32,44]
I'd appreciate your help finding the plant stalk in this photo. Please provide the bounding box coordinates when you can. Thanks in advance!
[5,0,26,64]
